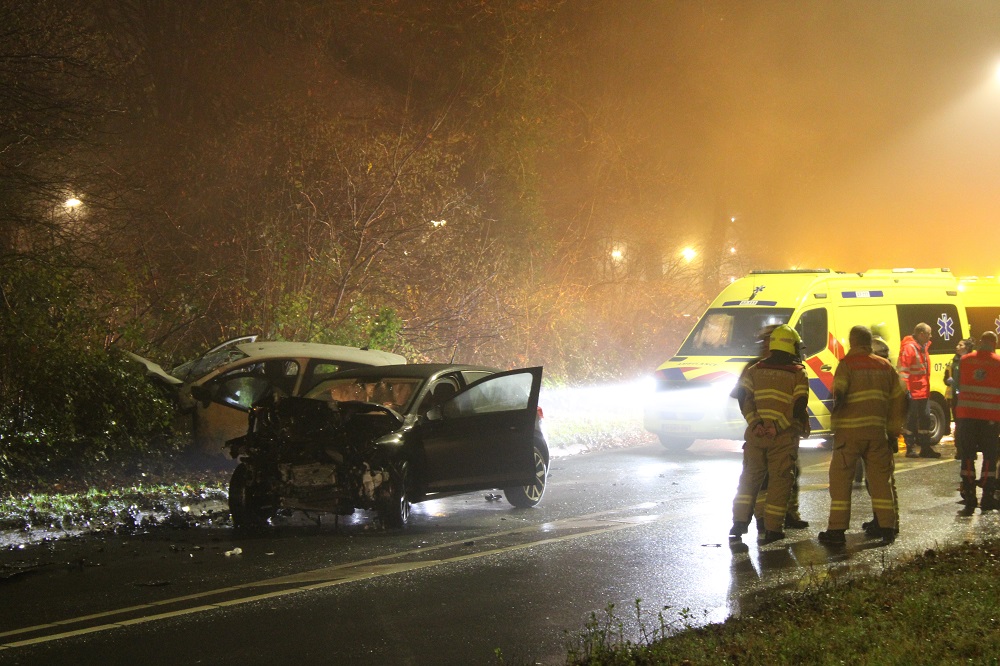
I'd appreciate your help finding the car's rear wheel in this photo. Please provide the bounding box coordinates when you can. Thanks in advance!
[504,443,548,508]
[229,463,271,529]
[657,434,695,451]
[379,463,410,529]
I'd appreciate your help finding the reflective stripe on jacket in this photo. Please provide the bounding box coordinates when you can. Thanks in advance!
[898,336,930,399]
[954,350,1000,421]
[831,347,906,439]
[739,361,809,433]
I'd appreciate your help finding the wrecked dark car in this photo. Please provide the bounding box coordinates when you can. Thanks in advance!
[225,364,547,529]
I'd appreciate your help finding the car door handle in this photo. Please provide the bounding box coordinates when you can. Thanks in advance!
[821,365,832,371]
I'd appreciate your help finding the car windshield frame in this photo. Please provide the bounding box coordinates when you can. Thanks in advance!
[305,376,425,414]
[677,307,794,357]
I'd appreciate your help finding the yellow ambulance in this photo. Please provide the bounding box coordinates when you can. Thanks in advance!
[644,268,1000,450]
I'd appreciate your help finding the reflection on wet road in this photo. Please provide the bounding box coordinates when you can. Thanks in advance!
[2,437,999,665]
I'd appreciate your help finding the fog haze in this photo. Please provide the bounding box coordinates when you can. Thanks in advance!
[593,2,1000,275]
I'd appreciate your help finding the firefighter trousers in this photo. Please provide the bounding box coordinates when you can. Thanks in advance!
[827,436,896,531]
[732,431,798,533]
[753,462,802,524]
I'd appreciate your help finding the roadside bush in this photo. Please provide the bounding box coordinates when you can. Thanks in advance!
[0,260,175,485]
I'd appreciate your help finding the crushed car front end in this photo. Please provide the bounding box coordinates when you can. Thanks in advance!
[226,396,411,528]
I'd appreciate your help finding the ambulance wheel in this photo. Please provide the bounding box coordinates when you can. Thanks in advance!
[928,397,948,445]
[658,435,695,451]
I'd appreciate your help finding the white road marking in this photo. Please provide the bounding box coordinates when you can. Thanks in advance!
[0,506,661,650]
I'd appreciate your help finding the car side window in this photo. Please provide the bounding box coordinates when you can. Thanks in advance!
[301,360,365,394]
[442,372,532,418]
[419,378,460,414]
[210,360,299,408]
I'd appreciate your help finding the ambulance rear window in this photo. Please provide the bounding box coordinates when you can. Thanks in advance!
[679,308,793,356]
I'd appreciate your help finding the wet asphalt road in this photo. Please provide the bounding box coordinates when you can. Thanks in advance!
[1,437,998,665]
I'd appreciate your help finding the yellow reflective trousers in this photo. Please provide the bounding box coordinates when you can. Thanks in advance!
[732,431,798,533]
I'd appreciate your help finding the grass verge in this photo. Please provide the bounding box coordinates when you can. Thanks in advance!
[562,539,1000,665]
[0,458,232,538]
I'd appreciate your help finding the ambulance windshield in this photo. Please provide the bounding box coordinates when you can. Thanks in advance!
[678,308,793,356]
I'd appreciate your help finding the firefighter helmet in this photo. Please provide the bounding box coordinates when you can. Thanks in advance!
[769,324,801,355]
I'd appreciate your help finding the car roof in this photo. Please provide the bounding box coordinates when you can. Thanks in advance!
[324,363,499,381]
[234,342,406,366]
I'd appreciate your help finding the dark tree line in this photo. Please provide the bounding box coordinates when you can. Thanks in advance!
[0,1,751,479]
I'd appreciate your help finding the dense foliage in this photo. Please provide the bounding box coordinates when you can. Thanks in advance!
[0,259,176,482]
[0,1,760,479]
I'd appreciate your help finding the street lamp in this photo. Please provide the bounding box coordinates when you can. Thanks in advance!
[681,247,697,262]
[64,197,82,209]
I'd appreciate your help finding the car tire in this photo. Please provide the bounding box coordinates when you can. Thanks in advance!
[504,443,548,508]
[379,462,410,529]
[229,463,271,529]
[928,396,948,445]
[657,434,695,451]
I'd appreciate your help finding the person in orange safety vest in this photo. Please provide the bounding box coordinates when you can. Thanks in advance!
[953,331,1000,514]
[898,322,940,458]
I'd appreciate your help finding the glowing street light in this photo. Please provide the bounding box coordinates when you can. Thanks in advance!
[430,219,446,228]
[681,247,697,262]
[610,248,624,262]
[64,197,82,208]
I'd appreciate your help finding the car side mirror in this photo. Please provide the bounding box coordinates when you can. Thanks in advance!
[425,405,443,422]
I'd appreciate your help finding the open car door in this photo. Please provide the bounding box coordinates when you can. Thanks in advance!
[418,367,542,494]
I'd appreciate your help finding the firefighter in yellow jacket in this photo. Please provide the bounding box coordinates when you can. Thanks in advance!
[729,325,810,544]
[819,325,906,546]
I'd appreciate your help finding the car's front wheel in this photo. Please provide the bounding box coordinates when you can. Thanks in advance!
[379,462,410,529]
[229,463,272,529]
[504,444,548,508]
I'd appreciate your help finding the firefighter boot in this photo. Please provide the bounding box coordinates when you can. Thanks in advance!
[981,481,998,512]
[759,530,785,544]
[784,514,809,529]
[818,529,846,545]
[959,478,978,516]
[729,521,750,540]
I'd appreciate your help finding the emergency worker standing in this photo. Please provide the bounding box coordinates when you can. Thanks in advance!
[944,337,975,444]
[730,325,809,531]
[953,331,1000,514]
[898,322,940,458]
[818,326,906,546]
[860,326,907,537]
[729,325,810,544]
